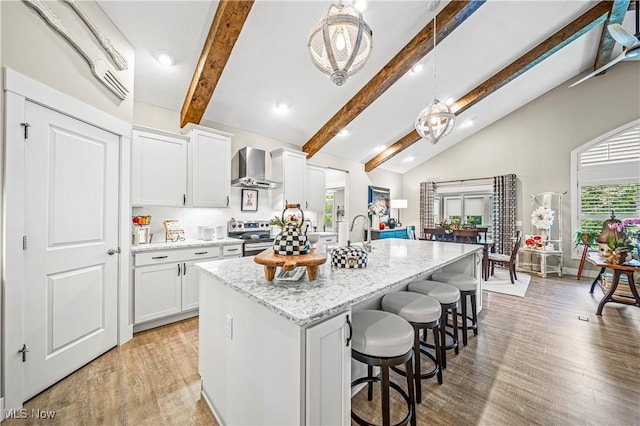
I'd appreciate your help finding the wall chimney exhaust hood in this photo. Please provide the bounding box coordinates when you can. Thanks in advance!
[231,147,281,189]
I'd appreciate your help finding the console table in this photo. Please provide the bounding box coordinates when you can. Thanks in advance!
[587,253,640,315]
[365,227,409,240]
[518,248,563,278]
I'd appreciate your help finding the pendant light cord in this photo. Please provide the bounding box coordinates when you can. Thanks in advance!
[433,15,437,100]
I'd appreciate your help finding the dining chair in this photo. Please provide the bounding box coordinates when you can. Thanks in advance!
[453,229,479,243]
[476,226,488,241]
[488,231,523,284]
[423,228,446,241]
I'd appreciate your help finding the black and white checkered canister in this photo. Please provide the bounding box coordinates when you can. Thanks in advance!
[331,246,368,268]
[273,233,311,255]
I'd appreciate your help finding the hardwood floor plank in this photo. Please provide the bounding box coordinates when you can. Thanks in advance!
[3,274,639,425]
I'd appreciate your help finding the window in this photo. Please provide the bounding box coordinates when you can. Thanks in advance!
[572,120,640,256]
[323,192,335,230]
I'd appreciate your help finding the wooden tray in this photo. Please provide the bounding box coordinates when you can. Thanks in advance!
[254,248,327,281]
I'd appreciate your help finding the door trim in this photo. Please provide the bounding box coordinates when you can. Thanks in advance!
[2,67,133,410]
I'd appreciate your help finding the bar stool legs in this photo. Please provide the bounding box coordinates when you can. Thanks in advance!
[352,349,417,426]
[458,290,478,346]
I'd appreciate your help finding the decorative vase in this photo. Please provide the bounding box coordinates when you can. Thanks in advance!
[379,222,385,230]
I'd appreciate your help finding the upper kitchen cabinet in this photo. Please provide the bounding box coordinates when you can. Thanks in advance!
[271,148,325,212]
[271,148,306,210]
[181,124,232,208]
[305,165,326,212]
[131,125,232,207]
[131,126,189,207]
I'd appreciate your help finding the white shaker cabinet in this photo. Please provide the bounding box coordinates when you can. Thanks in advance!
[131,126,188,206]
[305,164,326,212]
[271,148,306,210]
[182,124,233,208]
[134,262,183,324]
[306,311,352,425]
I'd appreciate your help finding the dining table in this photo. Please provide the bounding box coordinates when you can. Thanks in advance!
[423,228,494,281]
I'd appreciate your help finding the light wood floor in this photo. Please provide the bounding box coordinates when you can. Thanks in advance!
[4,274,640,426]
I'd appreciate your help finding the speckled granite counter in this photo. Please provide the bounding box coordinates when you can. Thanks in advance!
[197,239,481,326]
[131,237,243,253]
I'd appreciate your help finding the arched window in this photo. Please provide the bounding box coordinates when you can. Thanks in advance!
[570,120,640,257]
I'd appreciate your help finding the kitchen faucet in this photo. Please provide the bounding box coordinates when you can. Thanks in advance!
[349,214,372,252]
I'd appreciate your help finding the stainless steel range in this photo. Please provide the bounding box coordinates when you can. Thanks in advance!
[227,220,274,256]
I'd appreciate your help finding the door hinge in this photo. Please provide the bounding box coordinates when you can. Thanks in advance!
[19,344,29,362]
[20,122,31,139]
[23,235,27,250]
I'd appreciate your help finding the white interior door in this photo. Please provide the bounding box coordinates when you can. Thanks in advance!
[22,101,119,400]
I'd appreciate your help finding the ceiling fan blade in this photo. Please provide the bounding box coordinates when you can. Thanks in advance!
[607,23,638,47]
[569,52,628,88]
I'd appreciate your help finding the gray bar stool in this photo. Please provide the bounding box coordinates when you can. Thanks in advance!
[407,280,460,369]
[431,271,478,346]
[381,292,442,404]
[351,310,417,426]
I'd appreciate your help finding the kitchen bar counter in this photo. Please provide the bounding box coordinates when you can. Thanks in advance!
[197,239,481,326]
[197,239,481,425]
[130,237,243,253]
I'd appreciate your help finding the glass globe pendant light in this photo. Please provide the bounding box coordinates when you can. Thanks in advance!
[415,16,455,144]
[308,1,373,86]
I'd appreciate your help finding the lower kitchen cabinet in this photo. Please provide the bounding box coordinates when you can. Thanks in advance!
[134,263,183,324]
[133,243,242,330]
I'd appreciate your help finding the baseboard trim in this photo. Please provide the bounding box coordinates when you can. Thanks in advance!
[1,397,4,421]
[201,385,225,426]
[133,310,199,333]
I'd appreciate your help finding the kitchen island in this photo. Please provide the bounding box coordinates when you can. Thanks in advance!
[197,239,481,425]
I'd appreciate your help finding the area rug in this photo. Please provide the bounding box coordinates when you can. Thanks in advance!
[483,268,531,297]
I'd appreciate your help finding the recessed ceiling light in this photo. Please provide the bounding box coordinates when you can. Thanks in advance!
[403,156,415,162]
[156,51,175,66]
[373,145,386,153]
[462,119,474,127]
[445,97,454,105]
[275,102,290,114]
[355,0,367,12]
[338,129,349,137]
[411,63,424,74]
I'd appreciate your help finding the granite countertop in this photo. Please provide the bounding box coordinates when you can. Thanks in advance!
[197,239,481,326]
[131,237,243,253]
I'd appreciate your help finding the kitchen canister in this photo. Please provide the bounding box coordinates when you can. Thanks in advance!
[215,225,226,239]
[202,227,215,241]
[331,244,368,268]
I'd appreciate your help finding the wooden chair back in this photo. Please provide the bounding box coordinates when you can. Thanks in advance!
[453,229,479,243]
[510,230,523,262]
[424,228,446,241]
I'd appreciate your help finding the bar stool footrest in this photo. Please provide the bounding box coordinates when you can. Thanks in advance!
[351,376,413,426]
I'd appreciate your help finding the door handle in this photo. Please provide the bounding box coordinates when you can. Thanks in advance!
[107,247,121,255]
[183,262,186,274]
[178,263,181,276]
[227,196,229,207]
[346,314,353,347]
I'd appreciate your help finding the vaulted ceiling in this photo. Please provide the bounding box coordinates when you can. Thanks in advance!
[98,1,638,174]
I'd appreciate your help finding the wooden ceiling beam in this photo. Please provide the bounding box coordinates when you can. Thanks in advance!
[180,1,254,128]
[364,1,611,172]
[302,0,486,159]
[593,0,631,73]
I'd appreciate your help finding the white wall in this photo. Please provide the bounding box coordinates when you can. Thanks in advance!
[402,61,640,270]
[1,0,134,122]
[133,101,403,240]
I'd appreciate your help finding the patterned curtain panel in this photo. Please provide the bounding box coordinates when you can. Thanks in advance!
[492,174,517,254]
[419,182,436,239]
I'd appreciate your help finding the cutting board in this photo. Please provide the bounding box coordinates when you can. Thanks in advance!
[254,248,327,281]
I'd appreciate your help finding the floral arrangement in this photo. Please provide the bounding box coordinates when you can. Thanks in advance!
[368,202,384,217]
[531,206,554,230]
[437,219,453,234]
[622,218,640,245]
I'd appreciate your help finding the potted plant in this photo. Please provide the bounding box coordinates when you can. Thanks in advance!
[573,229,595,247]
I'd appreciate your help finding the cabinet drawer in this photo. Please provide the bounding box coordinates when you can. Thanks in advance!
[135,246,221,266]
[318,236,337,244]
[223,244,243,257]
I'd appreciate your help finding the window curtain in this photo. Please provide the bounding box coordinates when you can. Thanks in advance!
[419,182,436,239]
[492,174,517,254]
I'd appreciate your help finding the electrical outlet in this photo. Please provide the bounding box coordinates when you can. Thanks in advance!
[226,314,233,339]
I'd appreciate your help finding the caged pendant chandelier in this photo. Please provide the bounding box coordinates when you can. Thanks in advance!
[307,1,373,86]
[415,16,455,144]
